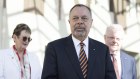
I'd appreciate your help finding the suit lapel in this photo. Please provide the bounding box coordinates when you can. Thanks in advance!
[87,38,97,78]
[9,47,20,71]
[120,52,127,79]
[65,35,84,79]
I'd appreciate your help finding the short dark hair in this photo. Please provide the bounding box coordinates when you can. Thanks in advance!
[69,4,92,17]
[12,23,31,37]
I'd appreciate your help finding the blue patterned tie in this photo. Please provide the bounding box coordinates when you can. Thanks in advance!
[79,42,88,79]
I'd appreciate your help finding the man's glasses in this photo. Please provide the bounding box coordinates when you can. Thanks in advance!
[22,36,32,42]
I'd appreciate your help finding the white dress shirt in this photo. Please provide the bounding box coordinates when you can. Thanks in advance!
[111,51,122,77]
[72,35,89,59]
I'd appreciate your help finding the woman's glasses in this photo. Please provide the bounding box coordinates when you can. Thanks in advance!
[22,36,32,42]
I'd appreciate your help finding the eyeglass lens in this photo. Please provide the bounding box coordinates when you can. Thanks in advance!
[23,37,32,42]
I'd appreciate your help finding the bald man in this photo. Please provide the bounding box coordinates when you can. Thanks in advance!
[104,24,137,79]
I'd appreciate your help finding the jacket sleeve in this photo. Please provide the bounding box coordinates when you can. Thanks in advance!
[34,54,42,79]
[105,47,117,79]
[28,52,42,79]
[41,43,58,79]
[132,58,137,79]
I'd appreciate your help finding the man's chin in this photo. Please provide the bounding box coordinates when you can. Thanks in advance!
[110,47,118,51]
[74,33,85,37]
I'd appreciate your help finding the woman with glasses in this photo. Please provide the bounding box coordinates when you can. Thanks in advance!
[0,23,41,79]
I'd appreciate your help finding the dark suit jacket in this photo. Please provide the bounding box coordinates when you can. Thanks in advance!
[41,35,116,79]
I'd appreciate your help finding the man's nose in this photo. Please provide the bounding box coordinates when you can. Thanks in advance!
[77,18,84,24]
[112,38,119,44]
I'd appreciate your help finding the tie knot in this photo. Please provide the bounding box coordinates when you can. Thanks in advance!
[110,53,117,61]
[110,54,115,58]
[80,42,84,47]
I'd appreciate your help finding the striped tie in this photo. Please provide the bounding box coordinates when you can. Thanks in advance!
[111,54,120,79]
[79,42,88,79]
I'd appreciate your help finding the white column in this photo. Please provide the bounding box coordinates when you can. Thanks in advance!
[0,0,4,49]
[0,0,8,49]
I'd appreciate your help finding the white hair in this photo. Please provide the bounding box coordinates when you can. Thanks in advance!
[105,24,125,36]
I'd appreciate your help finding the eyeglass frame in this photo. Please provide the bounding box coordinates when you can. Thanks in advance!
[18,36,32,42]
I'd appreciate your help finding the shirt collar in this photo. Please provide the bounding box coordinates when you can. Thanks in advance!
[72,35,88,47]
[110,51,120,58]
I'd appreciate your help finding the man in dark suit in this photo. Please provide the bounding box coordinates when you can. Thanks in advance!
[104,24,137,79]
[41,4,116,79]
